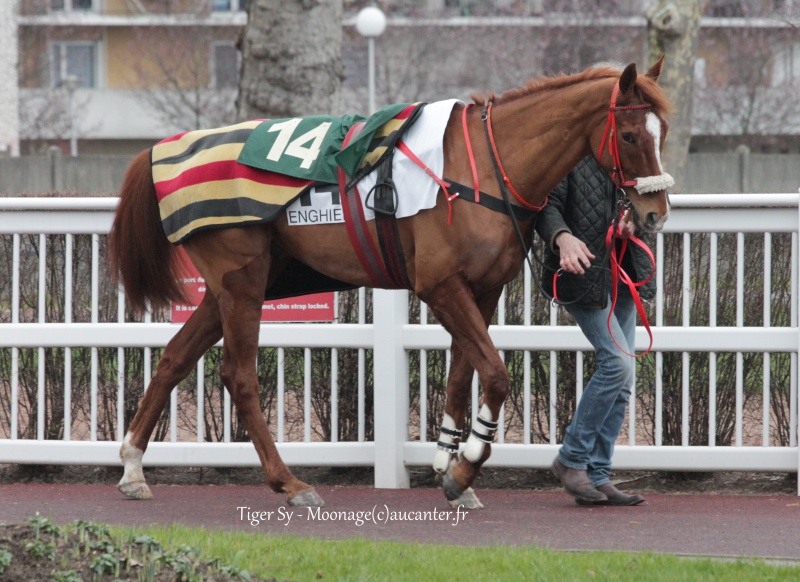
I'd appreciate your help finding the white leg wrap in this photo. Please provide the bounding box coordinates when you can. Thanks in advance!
[463,404,498,463]
[432,414,460,474]
[432,450,452,474]
[119,432,145,484]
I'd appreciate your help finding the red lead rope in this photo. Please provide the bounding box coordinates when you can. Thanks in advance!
[551,214,656,358]
[605,216,655,358]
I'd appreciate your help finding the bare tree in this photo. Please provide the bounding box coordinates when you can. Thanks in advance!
[131,27,238,131]
[16,22,94,153]
[237,0,345,119]
[694,24,800,148]
[18,89,73,154]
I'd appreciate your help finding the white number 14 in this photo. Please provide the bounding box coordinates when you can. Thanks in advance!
[265,119,332,170]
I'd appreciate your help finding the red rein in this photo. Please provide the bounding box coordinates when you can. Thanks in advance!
[600,81,656,357]
[480,103,547,213]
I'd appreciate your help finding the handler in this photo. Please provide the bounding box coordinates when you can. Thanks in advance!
[536,155,654,506]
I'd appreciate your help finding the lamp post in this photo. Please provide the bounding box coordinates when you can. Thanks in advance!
[355,5,386,115]
[63,75,78,157]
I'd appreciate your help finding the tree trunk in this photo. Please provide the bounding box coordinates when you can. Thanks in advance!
[646,0,704,193]
[0,0,20,156]
[237,0,344,121]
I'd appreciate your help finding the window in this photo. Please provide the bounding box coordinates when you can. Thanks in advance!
[705,0,745,17]
[51,42,96,88]
[773,44,800,87]
[694,58,707,89]
[213,43,239,89]
[51,0,95,11]
[211,0,248,11]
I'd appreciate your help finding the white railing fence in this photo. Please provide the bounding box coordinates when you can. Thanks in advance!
[0,195,798,493]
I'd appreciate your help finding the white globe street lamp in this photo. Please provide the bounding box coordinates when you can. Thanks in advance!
[356,5,386,114]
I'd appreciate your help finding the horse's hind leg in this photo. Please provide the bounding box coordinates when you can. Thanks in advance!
[216,251,324,507]
[119,291,223,499]
[426,282,505,507]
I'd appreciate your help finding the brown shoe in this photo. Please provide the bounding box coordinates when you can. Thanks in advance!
[576,483,645,506]
[551,458,607,502]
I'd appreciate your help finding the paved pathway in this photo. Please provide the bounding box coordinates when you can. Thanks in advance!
[2,484,799,560]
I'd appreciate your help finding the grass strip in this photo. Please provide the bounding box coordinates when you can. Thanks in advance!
[117,523,800,582]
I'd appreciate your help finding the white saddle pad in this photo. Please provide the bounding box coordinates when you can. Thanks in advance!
[284,99,461,226]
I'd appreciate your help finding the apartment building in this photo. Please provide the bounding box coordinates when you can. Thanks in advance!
[4,0,798,156]
[15,0,246,155]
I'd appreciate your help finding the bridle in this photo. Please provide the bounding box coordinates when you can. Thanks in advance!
[598,80,675,201]
[597,81,654,192]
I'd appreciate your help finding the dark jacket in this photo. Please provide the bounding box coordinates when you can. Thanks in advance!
[534,156,656,309]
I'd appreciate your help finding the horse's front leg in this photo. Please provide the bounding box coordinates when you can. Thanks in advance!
[426,281,505,507]
[431,342,484,509]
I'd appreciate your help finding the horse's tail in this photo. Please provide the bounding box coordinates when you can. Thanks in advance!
[108,149,187,314]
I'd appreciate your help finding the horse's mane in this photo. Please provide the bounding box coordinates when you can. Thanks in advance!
[471,65,671,116]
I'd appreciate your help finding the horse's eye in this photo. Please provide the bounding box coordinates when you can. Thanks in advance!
[621,133,637,144]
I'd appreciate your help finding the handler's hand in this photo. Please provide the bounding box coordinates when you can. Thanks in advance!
[617,210,636,239]
[555,232,595,275]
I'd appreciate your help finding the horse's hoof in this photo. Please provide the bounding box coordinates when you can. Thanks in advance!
[288,488,325,507]
[449,487,484,510]
[118,480,153,500]
[441,473,466,502]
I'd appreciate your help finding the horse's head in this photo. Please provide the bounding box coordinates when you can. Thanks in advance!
[594,57,672,234]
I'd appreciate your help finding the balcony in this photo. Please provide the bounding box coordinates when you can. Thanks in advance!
[19,87,237,142]
[18,0,246,26]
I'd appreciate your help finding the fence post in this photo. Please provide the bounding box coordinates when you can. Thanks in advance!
[736,144,750,194]
[48,146,63,192]
[372,288,410,488]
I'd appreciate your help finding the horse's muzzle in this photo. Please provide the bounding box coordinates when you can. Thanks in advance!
[644,211,661,232]
[631,204,668,234]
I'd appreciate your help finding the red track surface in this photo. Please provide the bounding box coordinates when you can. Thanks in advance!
[2,484,799,559]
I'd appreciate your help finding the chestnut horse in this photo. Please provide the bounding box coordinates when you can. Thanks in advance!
[108,60,671,508]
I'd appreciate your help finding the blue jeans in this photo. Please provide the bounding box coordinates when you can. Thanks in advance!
[558,287,636,487]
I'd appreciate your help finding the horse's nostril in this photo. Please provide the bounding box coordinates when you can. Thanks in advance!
[646,212,659,229]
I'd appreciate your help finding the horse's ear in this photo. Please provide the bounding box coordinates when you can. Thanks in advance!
[646,55,664,82]
[619,63,638,95]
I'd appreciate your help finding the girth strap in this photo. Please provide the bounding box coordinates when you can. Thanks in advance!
[366,147,413,289]
[369,105,426,289]
[338,123,396,289]
[338,104,425,290]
